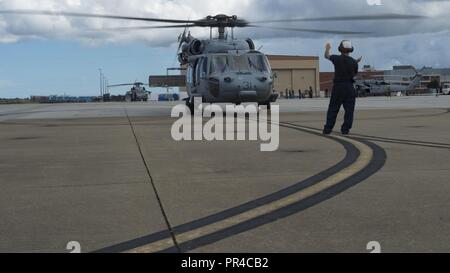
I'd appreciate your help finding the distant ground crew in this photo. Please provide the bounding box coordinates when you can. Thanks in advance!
[323,40,362,135]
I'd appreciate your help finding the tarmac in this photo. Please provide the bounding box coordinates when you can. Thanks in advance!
[0,96,449,253]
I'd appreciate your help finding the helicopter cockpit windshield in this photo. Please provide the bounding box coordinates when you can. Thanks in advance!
[231,55,249,72]
[210,55,230,74]
[231,54,269,73]
[247,54,270,73]
[210,54,269,74]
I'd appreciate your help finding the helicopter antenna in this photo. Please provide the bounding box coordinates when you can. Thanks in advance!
[173,14,192,67]
[175,13,192,54]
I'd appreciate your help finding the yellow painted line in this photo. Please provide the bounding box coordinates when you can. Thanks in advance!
[126,123,373,253]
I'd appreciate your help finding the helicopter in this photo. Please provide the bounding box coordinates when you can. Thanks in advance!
[107,82,151,102]
[0,9,426,112]
[355,69,423,96]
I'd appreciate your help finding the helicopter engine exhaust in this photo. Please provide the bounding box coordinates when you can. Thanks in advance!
[189,39,204,55]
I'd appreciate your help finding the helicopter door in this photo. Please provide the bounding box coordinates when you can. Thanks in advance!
[192,59,199,88]
[186,66,193,86]
[199,57,208,80]
[187,60,198,95]
[195,61,200,86]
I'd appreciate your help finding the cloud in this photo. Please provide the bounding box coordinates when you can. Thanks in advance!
[1,0,450,43]
[240,0,450,39]
[0,0,450,68]
[257,30,450,71]
[0,0,254,46]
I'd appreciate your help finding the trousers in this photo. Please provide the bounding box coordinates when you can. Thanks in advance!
[324,82,356,133]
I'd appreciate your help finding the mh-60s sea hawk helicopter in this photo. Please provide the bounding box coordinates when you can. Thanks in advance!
[355,68,423,97]
[0,10,425,112]
[108,82,151,102]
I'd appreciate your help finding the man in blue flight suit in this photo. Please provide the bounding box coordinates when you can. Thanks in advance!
[323,40,362,135]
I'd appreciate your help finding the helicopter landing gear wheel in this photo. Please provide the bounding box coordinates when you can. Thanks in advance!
[186,97,195,115]
[186,96,204,115]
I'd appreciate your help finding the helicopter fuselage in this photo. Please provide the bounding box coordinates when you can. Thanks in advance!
[183,38,278,106]
[126,85,150,102]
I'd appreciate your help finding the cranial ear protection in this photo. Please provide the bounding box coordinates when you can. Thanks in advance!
[339,40,354,53]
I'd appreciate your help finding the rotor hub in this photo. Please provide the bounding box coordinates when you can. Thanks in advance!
[197,14,248,28]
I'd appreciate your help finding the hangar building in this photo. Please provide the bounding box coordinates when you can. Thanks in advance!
[150,55,321,98]
[268,55,320,98]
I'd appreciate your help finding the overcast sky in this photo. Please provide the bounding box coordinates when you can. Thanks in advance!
[1,0,450,98]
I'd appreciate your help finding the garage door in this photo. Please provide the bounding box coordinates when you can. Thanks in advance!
[292,70,316,92]
[274,70,292,93]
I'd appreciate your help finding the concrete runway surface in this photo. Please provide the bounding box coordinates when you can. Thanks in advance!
[0,96,449,253]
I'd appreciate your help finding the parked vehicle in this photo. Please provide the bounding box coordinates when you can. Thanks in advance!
[442,83,450,95]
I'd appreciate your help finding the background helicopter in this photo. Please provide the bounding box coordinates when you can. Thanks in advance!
[0,10,426,112]
[107,82,151,102]
[355,69,423,96]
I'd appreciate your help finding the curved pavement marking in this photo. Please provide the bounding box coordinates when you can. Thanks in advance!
[123,123,375,253]
[282,108,450,124]
[94,132,362,253]
[285,108,450,127]
[287,123,450,150]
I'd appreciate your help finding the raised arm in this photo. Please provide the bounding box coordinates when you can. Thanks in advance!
[354,56,362,75]
[324,43,332,60]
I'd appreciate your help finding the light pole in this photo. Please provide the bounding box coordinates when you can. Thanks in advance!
[103,76,107,95]
[99,68,103,100]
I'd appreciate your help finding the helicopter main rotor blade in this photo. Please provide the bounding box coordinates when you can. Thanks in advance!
[249,25,371,35]
[108,84,139,88]
[110,82,145,85]
[250,13,427,24]
[0,9,195,24]
[88,24,198,32]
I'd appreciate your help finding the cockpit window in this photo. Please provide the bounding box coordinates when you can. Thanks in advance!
[210,54,270,74]
[210,55,230,74]
[231,55,250,72]
[247,54,269,72]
